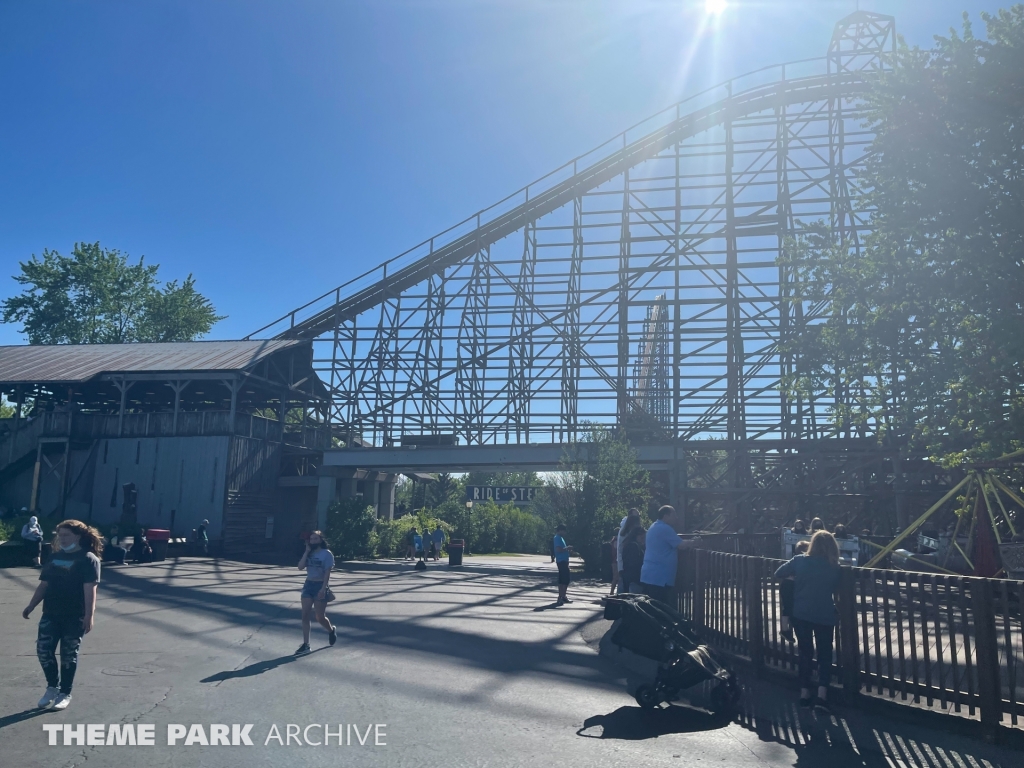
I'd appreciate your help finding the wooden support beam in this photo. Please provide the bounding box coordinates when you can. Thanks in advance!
[166,380,191,436]
[29,442,43,512]
[222,377,242,431]
[114,378,134,437]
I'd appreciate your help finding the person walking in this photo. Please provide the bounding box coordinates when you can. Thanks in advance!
[774,530,841,712]
[432,526,444,561]
[405,528,417,560]
[22,519,103,711]
[619,515,646,594]
[552,524,573,605]
[296,530,337,655]
[21,514,44,567]
[640,505,699,604]
[197,519,210,556]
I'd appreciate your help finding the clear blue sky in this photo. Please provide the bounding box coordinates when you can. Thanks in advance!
[0,0,1007,345]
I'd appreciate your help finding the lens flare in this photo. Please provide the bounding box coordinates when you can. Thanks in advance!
[705,0,727,14]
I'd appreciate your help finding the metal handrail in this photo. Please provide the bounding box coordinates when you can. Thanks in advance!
[246,55,838,339]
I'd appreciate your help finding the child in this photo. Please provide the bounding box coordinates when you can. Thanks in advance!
[553,525,573,605]
[779,539,809,642]
[775,531,842,712]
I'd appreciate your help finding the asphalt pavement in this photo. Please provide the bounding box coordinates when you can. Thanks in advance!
[0,554,1018,768]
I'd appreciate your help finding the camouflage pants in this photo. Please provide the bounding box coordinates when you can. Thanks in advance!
[37,614,84,694]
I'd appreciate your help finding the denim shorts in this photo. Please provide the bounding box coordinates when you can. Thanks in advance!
[301,579,325,599]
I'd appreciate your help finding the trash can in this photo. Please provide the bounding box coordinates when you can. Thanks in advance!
[448,539,464,567]
[146,529,171,562]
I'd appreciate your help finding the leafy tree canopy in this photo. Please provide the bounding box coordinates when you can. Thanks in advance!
[535,427,650,569]
[1,242,224,344]
[784,7,1024,463]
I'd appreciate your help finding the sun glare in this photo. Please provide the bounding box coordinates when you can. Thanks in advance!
[705,0,727,15]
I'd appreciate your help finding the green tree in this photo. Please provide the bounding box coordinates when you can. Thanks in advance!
[324,498,379,560]
[784,8,1024,463]
[537,428,650,570]
[427,472,463,507]
[2,242,224,344]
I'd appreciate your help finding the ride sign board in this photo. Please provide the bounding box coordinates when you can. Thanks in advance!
[465,486,539,505]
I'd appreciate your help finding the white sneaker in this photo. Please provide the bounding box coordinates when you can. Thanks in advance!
[51,693,72,710]
[38,687,59,708]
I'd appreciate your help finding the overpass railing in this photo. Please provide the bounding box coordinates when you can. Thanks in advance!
[674,549,1024,732]
[0,411,332,452]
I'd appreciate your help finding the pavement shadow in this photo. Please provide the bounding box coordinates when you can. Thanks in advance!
[0,707,56,731]
[732,677,1021,768]
[577,704,727,739]
[201,647,329,683]
[533,602,565,612]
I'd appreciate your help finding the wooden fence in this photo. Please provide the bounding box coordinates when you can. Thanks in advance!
[675,548,1024,731]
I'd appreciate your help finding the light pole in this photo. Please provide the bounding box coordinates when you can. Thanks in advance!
[465,500,473,555]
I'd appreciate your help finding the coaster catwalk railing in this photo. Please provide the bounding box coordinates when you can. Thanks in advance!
[246,11,898,454]
[675,548,1024,733]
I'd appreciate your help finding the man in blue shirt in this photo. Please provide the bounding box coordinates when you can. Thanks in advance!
[640,505,700,604]
[552,524,573,605]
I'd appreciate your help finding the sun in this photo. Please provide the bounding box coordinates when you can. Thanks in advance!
[705,0,727,14]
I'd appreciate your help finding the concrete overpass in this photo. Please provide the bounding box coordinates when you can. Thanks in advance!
[312,437,892,531]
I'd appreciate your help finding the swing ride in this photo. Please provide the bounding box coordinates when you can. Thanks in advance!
[861,449,1024,579]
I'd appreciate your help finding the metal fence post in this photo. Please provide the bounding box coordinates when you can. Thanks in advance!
[838,567,861,700]
[693,547,706,630]
[971,578,1001,739]
[746,557,765,675]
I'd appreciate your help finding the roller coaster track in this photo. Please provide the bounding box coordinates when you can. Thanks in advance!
[247,11,897,463]
[252,70,871,342]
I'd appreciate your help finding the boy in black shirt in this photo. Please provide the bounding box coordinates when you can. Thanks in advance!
[22,519,103,711]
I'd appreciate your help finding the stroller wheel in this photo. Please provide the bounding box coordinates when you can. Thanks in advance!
[635,683,662,710]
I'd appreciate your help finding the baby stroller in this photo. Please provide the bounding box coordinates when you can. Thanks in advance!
[604,593,740,713]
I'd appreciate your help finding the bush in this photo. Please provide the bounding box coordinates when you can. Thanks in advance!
[324,498,379,560]
[429,499,547,555]
[375,511,452,558]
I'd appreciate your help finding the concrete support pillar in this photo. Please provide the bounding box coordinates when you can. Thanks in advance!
[336,468,361,500]
[377,474,397,520]
[370,475,381,511]
[315,476,337,532]
[317,467,400,524]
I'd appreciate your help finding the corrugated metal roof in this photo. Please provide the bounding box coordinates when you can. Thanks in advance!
[0,340,310,384]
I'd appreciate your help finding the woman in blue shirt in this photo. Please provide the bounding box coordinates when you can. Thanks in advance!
[296,531,337,655]
[774,530,841,712]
